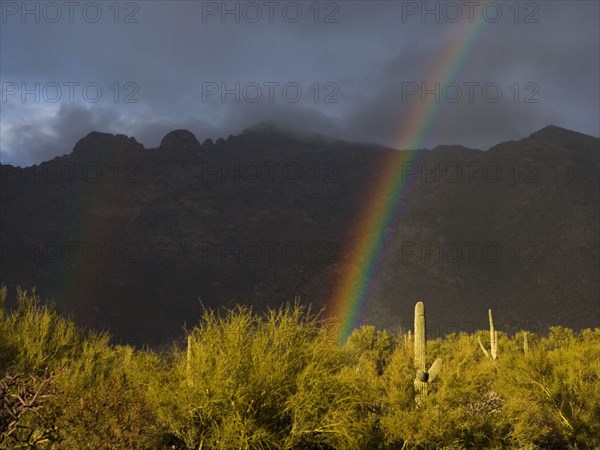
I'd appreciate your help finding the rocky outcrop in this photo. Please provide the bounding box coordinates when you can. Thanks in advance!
[159,129,201,153]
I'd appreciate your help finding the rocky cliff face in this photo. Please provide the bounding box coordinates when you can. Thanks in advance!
[1,124,598,346]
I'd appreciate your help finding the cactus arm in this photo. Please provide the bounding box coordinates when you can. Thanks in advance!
[478,335,490,359]
[479,309,499,360]
[488,309,498,360]
[428,358,443,382]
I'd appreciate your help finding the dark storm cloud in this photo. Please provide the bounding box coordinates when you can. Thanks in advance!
[2,103,117,164]
[1,1,598,164]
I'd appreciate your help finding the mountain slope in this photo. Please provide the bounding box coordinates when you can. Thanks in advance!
[1,124,598,345]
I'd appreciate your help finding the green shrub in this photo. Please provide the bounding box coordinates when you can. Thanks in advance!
[146,304,377,449]
[497,328,600,449]
[1,286,599,449]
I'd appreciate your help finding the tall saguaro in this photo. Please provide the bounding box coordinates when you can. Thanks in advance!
[413,301,442,400]
[414,301,426,373]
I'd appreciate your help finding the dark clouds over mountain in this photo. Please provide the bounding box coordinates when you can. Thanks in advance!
[1,1,598,165]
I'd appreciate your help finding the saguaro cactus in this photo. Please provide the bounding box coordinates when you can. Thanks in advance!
[413,301,442,399]
[186,335,193,386]
[478,309,498,360]
[414,302,426,372]
[405,329,412,347]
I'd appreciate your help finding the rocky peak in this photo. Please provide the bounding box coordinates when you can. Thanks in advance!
[529,125,599,149]
[72,131,144,159]
[159,129,201,153]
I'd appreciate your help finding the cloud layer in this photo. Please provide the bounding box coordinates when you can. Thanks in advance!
[1,1,598,165]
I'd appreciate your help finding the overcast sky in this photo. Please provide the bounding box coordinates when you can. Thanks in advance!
[1,0,598,165]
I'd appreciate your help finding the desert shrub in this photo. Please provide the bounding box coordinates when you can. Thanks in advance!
[0,286,18,373]
[1,288,83,374]
[345,325,395,375]
[52,369,164,449]
[2,285,600,449]
[381,332,510,449]
[379,334,417,447]
[0,287,166,449]
[497,328,600,449]
[44,341,164,450]
[147,304,377,449]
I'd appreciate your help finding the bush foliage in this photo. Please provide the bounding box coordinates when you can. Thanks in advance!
[0,287,598,449]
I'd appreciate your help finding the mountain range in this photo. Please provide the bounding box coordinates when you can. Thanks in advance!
[1,123,598,346]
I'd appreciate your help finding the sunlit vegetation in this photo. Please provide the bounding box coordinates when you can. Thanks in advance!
[1,286,598,449]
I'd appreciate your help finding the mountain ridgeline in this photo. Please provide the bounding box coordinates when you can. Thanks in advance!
[1,124,598,346]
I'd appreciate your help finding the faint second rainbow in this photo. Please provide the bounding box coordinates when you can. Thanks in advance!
[329,12,491,342]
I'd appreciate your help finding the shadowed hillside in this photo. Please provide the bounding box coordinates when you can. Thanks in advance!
[1,124,598,345]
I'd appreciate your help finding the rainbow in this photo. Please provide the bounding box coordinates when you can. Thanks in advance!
[53,135,136,332]
[329,12,492,342]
